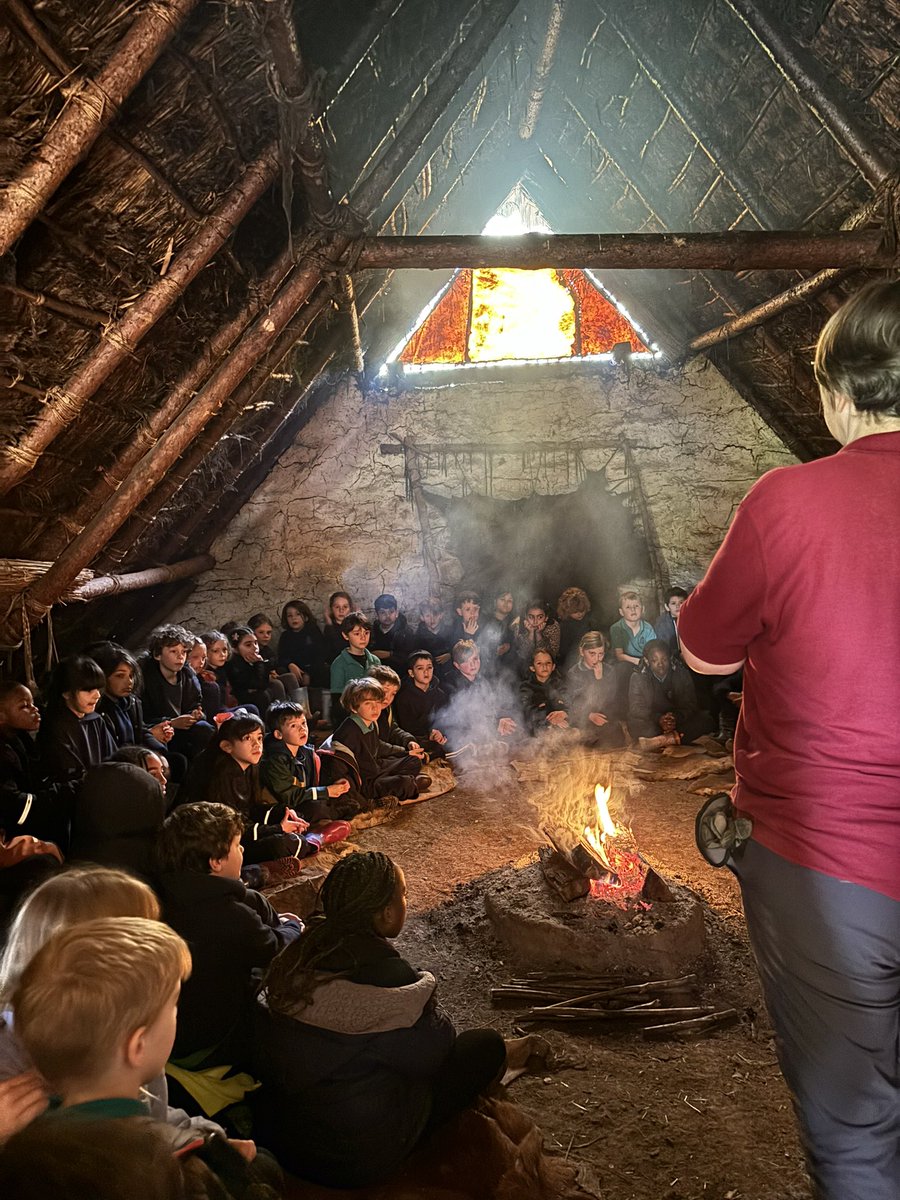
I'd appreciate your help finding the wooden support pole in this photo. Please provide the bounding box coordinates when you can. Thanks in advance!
[353,229,895,270]
[252,0,344,229]
[0,281,106,325]
[0,144,279,498]
[31,243,297,559]
[0,0,199,256]
[68,555,215,602]
[689,268,845,351]
[519,0,566,140]
[723,0,891,188]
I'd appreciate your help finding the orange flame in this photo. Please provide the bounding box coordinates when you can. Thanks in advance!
[582,783,647,908]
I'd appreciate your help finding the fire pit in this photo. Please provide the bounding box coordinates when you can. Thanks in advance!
[483,777,706,976]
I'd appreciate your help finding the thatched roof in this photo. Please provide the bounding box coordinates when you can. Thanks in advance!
[1,0,898,651]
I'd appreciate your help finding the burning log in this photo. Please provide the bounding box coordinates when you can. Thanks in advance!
[537,846,590,903]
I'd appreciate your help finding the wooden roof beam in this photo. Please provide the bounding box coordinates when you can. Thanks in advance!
[723,0,891,188]
[520,0,567,140]
[0,144,280,498]
[0,0,199,258]
[352,229,897,270]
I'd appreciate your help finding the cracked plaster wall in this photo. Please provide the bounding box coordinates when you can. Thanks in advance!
[173,357,795,629]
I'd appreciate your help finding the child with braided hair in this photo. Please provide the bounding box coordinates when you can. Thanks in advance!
[251,851,523,1188]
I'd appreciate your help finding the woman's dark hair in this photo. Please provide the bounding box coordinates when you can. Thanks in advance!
[43,655,106,710]
[265,851,398,1013]
[157,802,244,874]
[281,599,318,630]
[247,612,274,631]
[814,278,900,417]
[87,642,143,693]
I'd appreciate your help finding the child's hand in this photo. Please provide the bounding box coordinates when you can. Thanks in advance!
[281,818,305,834]
[430,728,447,745]
[191,707,205,721]
[408,742,427,760]
[170,714,197,730]
[497,717,517,736]
[150,721,174,743]
[327,779,351,797]
[659,712,677,733]
[588,712,608,727]
[0,1071,48,1144]
[285,808,309,833]
[268,671,280,682]
[462,616,479,634]
[547,710,569,728]
[227,1139,257,1162]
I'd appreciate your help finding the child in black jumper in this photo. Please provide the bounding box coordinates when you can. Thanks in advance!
[138,626,214,762]
[38,655,117,784]
[251,851,508,1188]
[224,627,285,715]
[180,714,313,865]
[260,702,354,823]
[0,680,74,846]
[321,679,428,806]
[519,649,569,735]
[394,651,449,757]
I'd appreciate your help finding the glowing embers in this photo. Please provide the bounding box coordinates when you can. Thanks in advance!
[396,267,649,367]
[469,267,574,361]
[581,784,647,906]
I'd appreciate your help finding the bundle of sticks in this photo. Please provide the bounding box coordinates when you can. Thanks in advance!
[491,972,739,1041]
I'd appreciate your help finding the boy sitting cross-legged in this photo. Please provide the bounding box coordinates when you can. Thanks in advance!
[155,802,302,1070]
[320,679,430,807]
[260,701,356,824]
[393,651,449,758]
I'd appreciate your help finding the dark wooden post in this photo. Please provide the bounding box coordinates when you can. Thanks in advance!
[519,0,567,140]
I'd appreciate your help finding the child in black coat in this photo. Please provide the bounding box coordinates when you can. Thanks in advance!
[38,655,117,784]
[251,851,507,1188]
[0,680,74,845]
[138,626,215,762]
[519,649,569,735]
[224,627,286,716]
[393,652,449,757]
[156,801,302,1067]
[259,702,355,823]
[320,679,427,806]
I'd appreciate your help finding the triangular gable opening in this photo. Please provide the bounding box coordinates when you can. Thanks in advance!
[382,187,660,375]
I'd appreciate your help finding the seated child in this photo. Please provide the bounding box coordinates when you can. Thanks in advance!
[224,627,285,716]
[91,643,174,761]
[448,590,483,647]
[251,851,507,1188]
[519,650,569,735]
[321,679,429,806]
[443,641,518,743]
[394,651,449,757]
[194,631,254,722]
[609,591,657,670]
[179,713,314,865]
[329,611,380,714]
[69,759,167,881]
[0,867,228,1146]
[276,599,328,690]
[0,680,75,845]
[156,802,302,1068]
[369,594,416,674]
[627,640,715,750]
[138,626,214,761]
[512,600,561,673]
[38,655,117,784]
[369,665,427,760]
[653,586,688,657]
[556,587,594,668]
[478,587,516,677]
[322,591,353,665]
[260,701,355,823]
[11,917,198,1136]
[249,612,305,704]
[566,631,626,749]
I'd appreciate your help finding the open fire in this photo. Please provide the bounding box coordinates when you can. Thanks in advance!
[581,784,647,905]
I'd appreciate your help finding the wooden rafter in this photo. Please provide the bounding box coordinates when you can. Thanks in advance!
[0,0,200,257]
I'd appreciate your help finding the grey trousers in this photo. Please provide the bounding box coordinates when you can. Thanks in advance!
[734,838,900,1200]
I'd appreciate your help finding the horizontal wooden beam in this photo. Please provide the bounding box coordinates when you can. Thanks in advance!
[354,230,895,271]
[68,555,215,602]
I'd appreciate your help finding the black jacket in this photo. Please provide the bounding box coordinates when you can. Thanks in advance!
[0,729,75,842]
[224,655,270,709]
[275,626,326,676]
[139,657,204,726]
[393,678,447,742]
[627,662,700,737]
[181,752,287,845]
[157,870,301,1062]
[324,717,407,788]
[566,660,624,729]
[259,734,328,819]
[369,614,417,673]
[97,692,155,749]
[251,932,455,1188]
[37,708,117,784]
[519,673,568,734]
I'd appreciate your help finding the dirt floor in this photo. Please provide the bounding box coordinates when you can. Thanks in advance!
[344,745,812,1200]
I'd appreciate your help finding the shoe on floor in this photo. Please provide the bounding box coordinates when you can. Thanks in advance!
[308,819,352,846]
[415,773,432,794]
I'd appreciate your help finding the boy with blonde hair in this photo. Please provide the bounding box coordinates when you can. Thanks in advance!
[13,917,189,1119]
